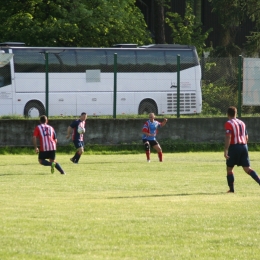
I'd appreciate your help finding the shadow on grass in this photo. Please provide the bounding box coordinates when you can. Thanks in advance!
[0,173,54,176]
[107,192,224,199]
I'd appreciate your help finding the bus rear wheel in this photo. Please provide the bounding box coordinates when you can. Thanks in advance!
[138,100,158,115]
[24,101,45,118]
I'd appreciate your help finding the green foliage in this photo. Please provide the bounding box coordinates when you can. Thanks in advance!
[165,3,212,56]
[208,0,260,56]
[208,0,245,28]
[201,82,238,115]
[0,0,152,47]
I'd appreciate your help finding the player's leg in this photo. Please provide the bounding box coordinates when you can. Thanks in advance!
[226,145,237,192]
[38,151,52,166]
[73,141,84,163]
[243,166,260,185]
[50,151,65,175]
[152,142,163,162]
[226,166,235,192]
[241,145,260,185]
[71,141,83,163]
[143,139,150,162]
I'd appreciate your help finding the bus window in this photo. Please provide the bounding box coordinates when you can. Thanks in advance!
[136,50,166,72]
[13,49,45,72]
[106,50,136,72]
[0,63,11,88]
[165,50,198,71]
[76,50,106,72]
[47,50,76,72]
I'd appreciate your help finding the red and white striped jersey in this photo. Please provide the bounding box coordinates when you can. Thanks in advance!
[224,118,248,145]
[33,124,57,151]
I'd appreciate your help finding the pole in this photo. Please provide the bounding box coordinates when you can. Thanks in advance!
[113,53,117,119]
[177,54,180,118]
[45,51,49,117]
[237,55,242,117]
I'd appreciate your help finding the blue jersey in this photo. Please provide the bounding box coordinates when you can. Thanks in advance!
[70,119,85,141]
[142,120,162,141]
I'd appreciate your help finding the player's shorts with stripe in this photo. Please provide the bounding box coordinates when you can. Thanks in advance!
[226,144,250,167]
[38,150,56,160]
[142,139,158,147]
[73,140,84,149]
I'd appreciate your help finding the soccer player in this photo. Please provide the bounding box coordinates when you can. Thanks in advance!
[224,106,260,192]
[66,112,87,164]
[142,113,167,162]
[33,115,65,175]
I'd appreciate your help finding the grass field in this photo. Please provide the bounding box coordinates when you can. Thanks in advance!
[1,152,260,260]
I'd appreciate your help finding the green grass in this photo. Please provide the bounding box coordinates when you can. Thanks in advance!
[1,152,260,260]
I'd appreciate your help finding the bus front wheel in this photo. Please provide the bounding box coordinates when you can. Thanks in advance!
[24,101,45,118]
[138,100,158,115]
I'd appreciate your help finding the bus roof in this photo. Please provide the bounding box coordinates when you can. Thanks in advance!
[0,42,26,47]
[141,44,195,49]
[0,43,196,51]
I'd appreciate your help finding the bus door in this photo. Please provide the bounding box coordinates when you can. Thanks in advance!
[0,50,14,116]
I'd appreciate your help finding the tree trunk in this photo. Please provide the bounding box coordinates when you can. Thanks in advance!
[154,0,165,44]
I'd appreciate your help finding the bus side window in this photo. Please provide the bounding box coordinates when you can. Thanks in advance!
[0,64,11,88]
[136,50,166,72]
[13,50,45,73]
[106,50,137,73]
[76,50,106,72]
[165,50,198,72]
[48,50,77,72]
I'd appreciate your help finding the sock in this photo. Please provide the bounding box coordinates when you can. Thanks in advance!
[41,160,51,166]
[74,152,81,163]
[146,150,150,160]
[71,152,77,161]
[227,172,234,192]
[55,162,64,174]
[248,170,260,184]
[157,152,162,161]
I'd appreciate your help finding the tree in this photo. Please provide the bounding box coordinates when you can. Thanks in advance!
[0,0,152,47]
[207,0,246,57]
[165,3,212,56]
[154,0,166,43]
[242,0,260,56]
[207,0,260,57]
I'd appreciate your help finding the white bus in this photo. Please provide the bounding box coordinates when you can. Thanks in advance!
[0,42,202,117]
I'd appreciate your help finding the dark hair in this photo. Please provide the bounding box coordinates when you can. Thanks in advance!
[227,106,237,117]
[40,115,47,123]
[81,112,86,116]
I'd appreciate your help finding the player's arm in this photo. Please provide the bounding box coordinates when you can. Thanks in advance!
[142,129,154,137]
[32,136,39,154]
[66,126,73,139]
[224,134,231,159]
[161,118,168,127]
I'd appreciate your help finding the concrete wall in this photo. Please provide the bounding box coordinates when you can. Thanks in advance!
[1,117,260,147]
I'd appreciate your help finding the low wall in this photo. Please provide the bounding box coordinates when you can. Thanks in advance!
[1,117,260,147]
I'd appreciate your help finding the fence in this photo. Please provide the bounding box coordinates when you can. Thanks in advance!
[202,56,260,116]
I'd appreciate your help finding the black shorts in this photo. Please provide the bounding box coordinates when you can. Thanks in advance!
[226,144,250,167]
[38,150,56,160]
[142,139,159,147]
[73,140,84,149]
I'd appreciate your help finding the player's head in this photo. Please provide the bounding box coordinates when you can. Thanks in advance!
[80,112,87,121]
[148,113,155,121]
[40,115,48,124]
[227,106,237,118]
